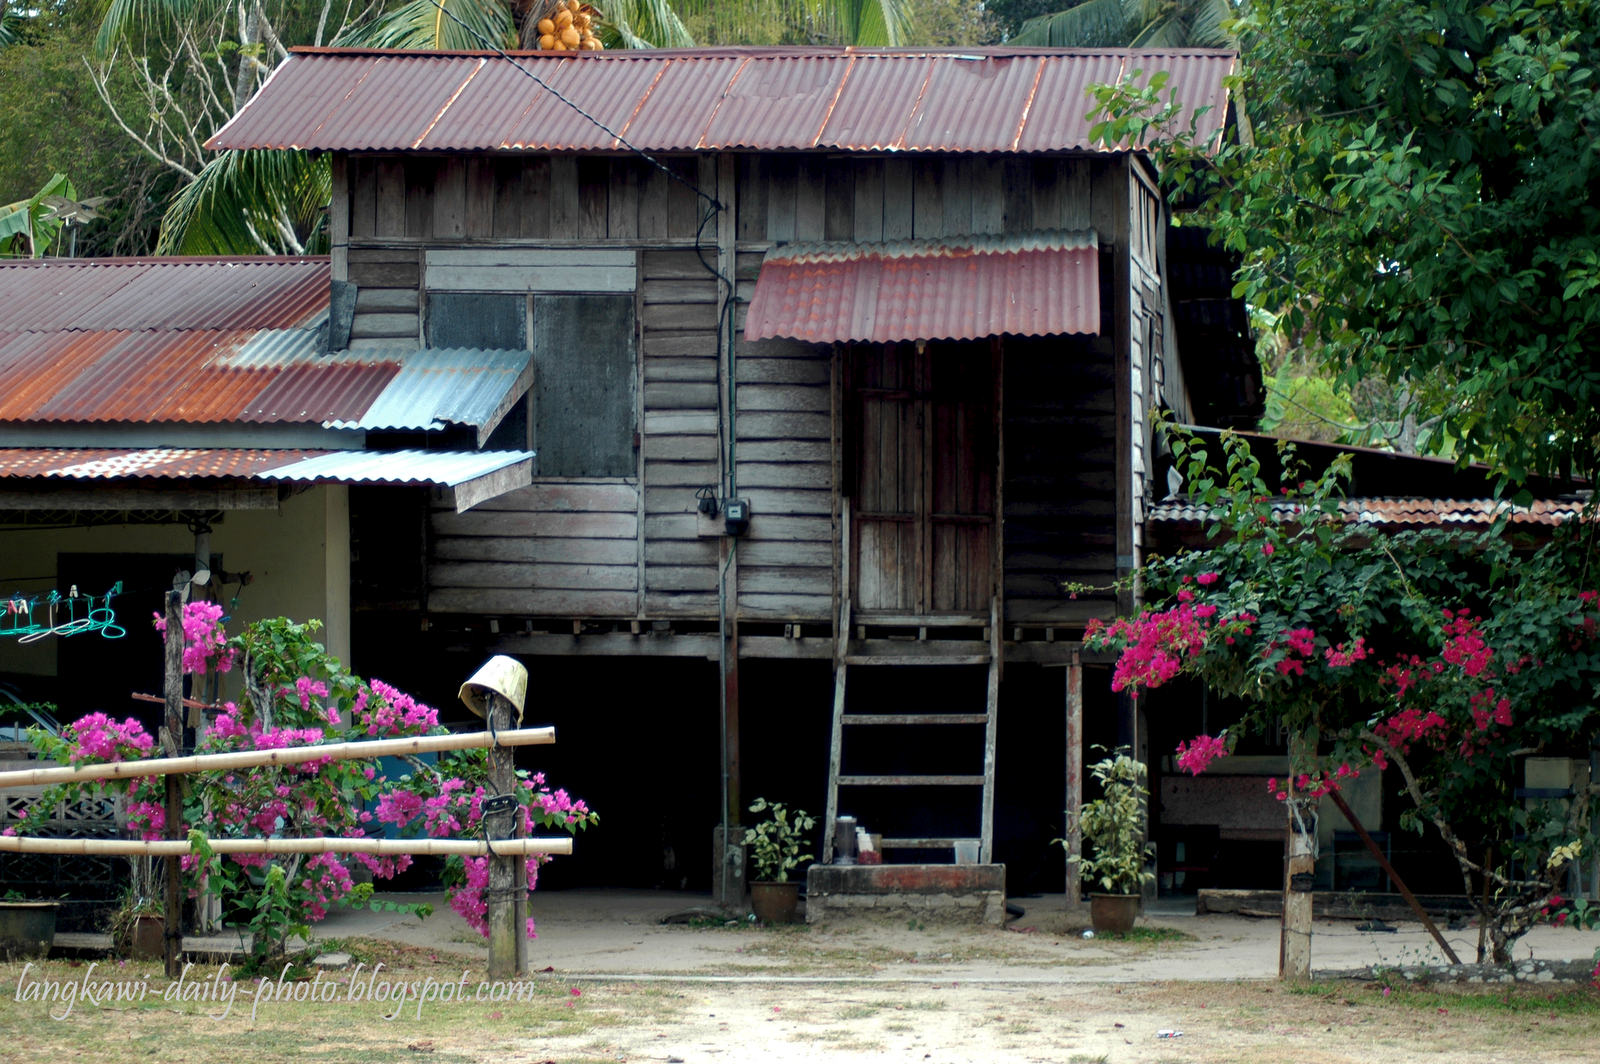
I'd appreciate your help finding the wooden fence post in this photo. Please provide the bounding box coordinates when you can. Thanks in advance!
[1280,762,1316,981]
[161,589,184,978]
[1065,650,1083,909]
[485,691,524,979]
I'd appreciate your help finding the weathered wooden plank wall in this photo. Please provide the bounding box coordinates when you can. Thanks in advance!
[342,150,1136,628]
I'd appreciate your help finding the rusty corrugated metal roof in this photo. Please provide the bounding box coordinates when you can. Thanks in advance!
[0,259,531,432]
[1147,497,1591,527]
[0,257,329,332]
[744,230,1100,344]
[0,447,531,487]
[209,47,1235,154]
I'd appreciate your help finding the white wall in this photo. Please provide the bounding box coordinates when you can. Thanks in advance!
[0,485,351,678]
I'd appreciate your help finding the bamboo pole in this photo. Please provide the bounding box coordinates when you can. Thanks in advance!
[0,727,556,791]
[0,836,572,857]
[1064,649,1083,909]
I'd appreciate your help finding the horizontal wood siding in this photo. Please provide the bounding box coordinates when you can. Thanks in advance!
[641,249,721,617]
[735,337,835,621]
[428,483,639,616]
[345,245,419,351]
[1003,334,1119,625]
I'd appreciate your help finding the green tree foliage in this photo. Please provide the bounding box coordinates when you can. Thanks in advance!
[0,10,172,254]
[1089,424,1600,961]
[1096,0,1600,489]
[1011,0,1235,48]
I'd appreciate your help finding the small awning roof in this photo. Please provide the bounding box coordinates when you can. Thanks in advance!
[743,230,1100,345]
[0,448,532,513]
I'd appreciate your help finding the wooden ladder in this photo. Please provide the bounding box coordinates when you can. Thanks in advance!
[822,596,1001,864]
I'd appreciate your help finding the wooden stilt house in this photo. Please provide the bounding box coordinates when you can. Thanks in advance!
[212,46,1262,887]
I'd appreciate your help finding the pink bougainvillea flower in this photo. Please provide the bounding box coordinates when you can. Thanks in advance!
[1262,543,1275,556]
[1175,734,1228,775]
[1197,572,1219,586]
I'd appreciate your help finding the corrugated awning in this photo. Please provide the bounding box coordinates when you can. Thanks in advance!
[1147,497,1591,528]
[743,230,1100,345]
[0,448,533,513]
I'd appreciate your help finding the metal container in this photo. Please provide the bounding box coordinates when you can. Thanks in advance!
[833,816,858,865]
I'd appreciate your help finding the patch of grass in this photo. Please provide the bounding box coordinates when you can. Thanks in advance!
[1360,983,1600,1016]
[791,1030,883,1050]
[884,1022,913,1032]
[869,999,946,1011]
[838,1004,879,1019]
[1067,1054,1109,1064]
[1093,926,1196,944]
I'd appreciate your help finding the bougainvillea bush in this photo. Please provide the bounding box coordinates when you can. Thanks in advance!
[1088,424,1599,963]
[14,612,595,968]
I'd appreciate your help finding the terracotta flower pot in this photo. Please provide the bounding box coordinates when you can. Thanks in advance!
[128,914,164,961]
[750,881,800,924]
[1089,893,1140,934]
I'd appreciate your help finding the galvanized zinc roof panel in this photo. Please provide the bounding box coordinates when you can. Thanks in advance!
[208,47,1235,155]
[259,448,532,486]
[1146,497,1590,527]
[344,348,532,431]
[0,448,327,478]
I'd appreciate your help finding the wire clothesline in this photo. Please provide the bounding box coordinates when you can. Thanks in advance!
[1,581,125,641]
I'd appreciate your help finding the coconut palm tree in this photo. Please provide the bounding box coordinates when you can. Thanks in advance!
[1010,0,1236,48]
[103,0,916,253]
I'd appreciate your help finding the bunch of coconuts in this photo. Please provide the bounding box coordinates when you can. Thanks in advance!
[536,0,602,51]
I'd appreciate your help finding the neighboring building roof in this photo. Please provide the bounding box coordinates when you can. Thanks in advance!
[745,230,1100,344]
[208,47,1236,156]
[0,448,533,513]
[0,258,531,441]
[1147,497,1591,529]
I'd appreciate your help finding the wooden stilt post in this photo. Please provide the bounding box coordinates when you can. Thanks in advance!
[160,588,184,978]
[1065,650,1083,909]
[485,691,524,979]
[1280,755,1316,981]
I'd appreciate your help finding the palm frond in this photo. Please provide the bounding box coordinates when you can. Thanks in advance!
[593,0,695,48]
[94,0,225,55]
[1185,0,1237,48]
[829,0,916,47]
[340,0,515,50]
[156,149,328,256]
[1012,0,1136,47]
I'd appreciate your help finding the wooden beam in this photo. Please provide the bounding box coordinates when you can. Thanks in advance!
[0,486,278,510]
[161,589,183,979]
[485,691,525,980]
[1065,649,1083,906]
[841,714,988,725]
[837,775,984,786]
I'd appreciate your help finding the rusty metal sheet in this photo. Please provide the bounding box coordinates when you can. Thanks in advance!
[0,258,327,332]
[209,47,1236,156]
[744,230,1100,344]
[0,448,326,478]
[700,54,852,150]
[239,359,402,423]
[1147,497,1589,528]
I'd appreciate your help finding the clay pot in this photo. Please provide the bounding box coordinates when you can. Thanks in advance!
[1089,893,1139,934]
[750,881,800,924]
[128,915,165,961]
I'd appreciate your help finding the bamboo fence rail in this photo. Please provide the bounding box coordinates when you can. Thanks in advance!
[0,727,555,790]
[0,836,571,857]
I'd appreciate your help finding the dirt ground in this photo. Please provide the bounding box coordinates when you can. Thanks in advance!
[2,945,1597,1064]
[6,891,1598,1062]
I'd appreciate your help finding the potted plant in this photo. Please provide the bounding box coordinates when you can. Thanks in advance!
[0,889,61,960]
[742,797,815,924]
[1067,748,1155,933]
[108,863,165,961]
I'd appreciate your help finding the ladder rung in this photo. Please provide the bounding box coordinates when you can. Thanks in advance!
[836,775,985,786]
[841,714,989,725]
[878,837,977,849]
[842,655,990,666]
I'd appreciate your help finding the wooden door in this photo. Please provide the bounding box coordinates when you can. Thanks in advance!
[849,340,997,617]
